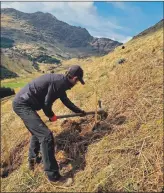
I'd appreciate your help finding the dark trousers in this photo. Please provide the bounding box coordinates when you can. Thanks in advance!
[12,101,59,177]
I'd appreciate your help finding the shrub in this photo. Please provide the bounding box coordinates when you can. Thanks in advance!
[1,37,15,48]
[32,62,39,71]
[37,47,47,51]
[0,66,18,79]
[34,55,60,64]
[0,87,15,99]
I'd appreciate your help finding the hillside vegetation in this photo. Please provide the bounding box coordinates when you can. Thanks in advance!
[1,37,15,48]
[1,51,36,79]
[1,21,163,192]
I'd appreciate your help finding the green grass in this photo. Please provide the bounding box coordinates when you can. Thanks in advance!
[1,74,40,89]
[1,81,28,89]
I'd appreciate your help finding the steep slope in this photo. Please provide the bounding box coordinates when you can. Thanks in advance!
[1,20,163,192]
[1,49,37,79]
[1,8,122,58]
[133,19,163,39]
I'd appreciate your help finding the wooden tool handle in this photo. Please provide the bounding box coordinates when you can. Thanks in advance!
[56,109,104,119]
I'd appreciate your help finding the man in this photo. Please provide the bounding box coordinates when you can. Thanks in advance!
[12,65,86,182]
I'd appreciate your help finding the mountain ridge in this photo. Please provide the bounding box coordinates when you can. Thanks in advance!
[1,8,122,58]
[133,19,164,39]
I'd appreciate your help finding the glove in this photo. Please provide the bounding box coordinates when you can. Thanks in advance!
[80,110,87,117]
[49,115,58,122]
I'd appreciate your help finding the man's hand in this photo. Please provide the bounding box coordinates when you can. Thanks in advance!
[49,115,58,122]
[80,110,87,117]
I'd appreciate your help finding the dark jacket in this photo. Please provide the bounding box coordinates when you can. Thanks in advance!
[13,73,83,118]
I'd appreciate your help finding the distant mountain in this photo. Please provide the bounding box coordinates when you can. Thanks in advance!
[1,8,122,59]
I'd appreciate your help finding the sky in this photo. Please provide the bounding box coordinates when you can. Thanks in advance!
[1,1,163,43]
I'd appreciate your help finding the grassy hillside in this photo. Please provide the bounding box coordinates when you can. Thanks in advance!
[1,51,37,80]
[1,24,163,192]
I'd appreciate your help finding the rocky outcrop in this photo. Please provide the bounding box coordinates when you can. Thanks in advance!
[90,37,122,54]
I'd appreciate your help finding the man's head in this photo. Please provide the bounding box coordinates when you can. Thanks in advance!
[66,65,85,86]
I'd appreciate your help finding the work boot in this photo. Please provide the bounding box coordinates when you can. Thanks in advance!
[29,155,43,171]
[29,158,35,171]
[48,171,62,182]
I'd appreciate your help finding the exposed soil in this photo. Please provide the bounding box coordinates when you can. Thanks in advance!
[1,113,126,180]
[54,114,126,178]
[1,137,29,178]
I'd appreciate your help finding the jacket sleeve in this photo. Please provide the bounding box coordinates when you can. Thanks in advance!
[42,83,55,118]
[60,92,83,113]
